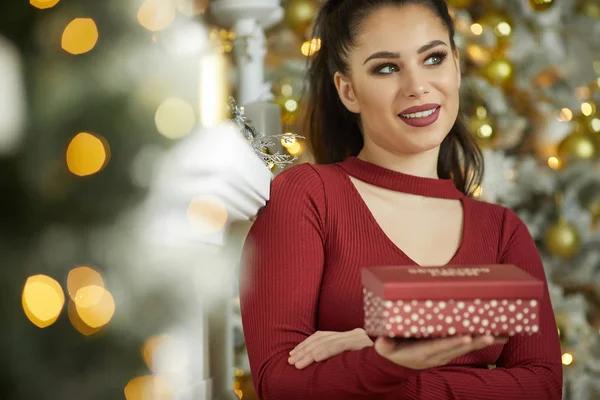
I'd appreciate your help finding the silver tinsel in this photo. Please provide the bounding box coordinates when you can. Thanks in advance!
[228,96,305,169]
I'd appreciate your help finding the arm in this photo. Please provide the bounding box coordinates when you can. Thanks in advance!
[384,208,563,400]
[239,164,418,400]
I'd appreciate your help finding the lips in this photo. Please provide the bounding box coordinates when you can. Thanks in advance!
[399,103,441,116]
[398,103,441,128]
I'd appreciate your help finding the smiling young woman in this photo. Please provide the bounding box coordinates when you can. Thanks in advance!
[239,1,563,399]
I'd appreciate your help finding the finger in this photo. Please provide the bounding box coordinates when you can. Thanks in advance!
[296,334,343,362]
[290,331,335,356]
[290,334,340,365]
[436,336,495,364]
[420,335,472,359]
[293,352,317,369]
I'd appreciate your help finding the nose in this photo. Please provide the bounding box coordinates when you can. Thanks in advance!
[402,68,429,99]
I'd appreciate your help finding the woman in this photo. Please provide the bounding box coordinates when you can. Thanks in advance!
[239,0,562,399]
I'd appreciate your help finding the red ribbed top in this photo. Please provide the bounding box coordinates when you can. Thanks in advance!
[240,157,562,400]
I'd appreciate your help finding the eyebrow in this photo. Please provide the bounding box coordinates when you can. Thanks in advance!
[362,40,448,65]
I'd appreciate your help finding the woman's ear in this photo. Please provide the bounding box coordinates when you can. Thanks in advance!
[334,71,361,113]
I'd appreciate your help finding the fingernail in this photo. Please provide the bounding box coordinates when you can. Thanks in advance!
[288,356,295,364]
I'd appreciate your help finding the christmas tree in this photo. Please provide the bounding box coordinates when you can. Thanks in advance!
[1,0,600,399]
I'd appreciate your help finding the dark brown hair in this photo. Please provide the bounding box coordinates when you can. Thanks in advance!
[304,0,484,195]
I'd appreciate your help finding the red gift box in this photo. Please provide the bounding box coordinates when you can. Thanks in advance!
[362,265,543,339]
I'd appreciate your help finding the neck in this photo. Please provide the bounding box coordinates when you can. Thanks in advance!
[357,145,440,179]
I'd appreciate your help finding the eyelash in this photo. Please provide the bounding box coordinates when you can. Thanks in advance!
[371,51,449,75]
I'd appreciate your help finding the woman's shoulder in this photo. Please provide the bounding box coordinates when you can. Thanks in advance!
[464,196,527,234]
[272,162,343,192]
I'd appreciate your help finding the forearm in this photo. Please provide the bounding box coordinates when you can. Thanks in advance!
[383,363,562,400]
[254,346,418,400]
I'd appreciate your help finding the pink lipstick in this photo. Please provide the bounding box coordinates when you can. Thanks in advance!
[398,103,441,128]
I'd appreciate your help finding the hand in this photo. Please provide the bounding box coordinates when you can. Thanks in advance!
[288,328,374,369]
[374,334,508,370]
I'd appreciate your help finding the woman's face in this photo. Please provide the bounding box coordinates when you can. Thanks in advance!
[334,4,461,156]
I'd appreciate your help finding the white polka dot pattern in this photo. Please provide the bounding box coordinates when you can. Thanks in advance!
[363,289,541,338]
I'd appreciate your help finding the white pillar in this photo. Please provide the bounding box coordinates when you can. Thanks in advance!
[211,0,284,105]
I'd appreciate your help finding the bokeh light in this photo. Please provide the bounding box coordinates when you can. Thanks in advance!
[154,97,196,139]
[548,156,561,169]
[137,0,176,32]
[562,352,574,366]
[67,299,101,336]
[66,132,110,177]
[558,108,573,122]
[61,18,99,55]
[67,266,105,302]
[30,0,60,9]
[75,287,115,328]
[301,38,321,56]
[124,375,172,400]
[142,334,169,372]
[22,275,65,328]
[187,195,228,234]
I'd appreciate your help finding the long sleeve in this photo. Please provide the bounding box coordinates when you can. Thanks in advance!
[239,164,418,400]
[382,207,563,400]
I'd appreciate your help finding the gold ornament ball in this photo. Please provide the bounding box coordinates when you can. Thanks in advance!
[544,220,582,259]
[557,132,597,163]
[529,0,556,12]
[482,58,513,86]
[284,0,318,37]
[446,0,473,8]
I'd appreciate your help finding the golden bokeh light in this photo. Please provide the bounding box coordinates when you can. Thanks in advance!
[470,23,483,35]
[187,195,228,234]
[562,352,574,366]
[548,156,561,169]
[284,99,298,112]
[67,266,105,302]
[142,334,169,372]
[67,299,101,336]
[74,285,106,309]
[66,132,110,177]
[155,97,196,139]
[30,0,60,9]
[75,287,115,328]
[558,108,573,122]
[301,38,322,56]
[287,141,302,156]
[61,18,99,55]
[22,275,65,328]
[137,0,176,32]
[124,375,172,400]
[581,102,596,116]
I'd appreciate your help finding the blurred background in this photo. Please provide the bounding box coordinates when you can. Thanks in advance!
[0,0,599,399]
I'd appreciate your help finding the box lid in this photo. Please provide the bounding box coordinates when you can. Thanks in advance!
[361,264,543,300]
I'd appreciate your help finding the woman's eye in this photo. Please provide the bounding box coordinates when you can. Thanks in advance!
[376,64,399,74]
[424,52,447,66]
